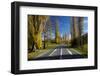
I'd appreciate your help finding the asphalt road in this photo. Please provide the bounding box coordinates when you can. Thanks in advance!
[30,44,87,60]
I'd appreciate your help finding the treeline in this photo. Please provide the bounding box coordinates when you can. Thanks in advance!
[28,15,61,52]
[28,15,87,52]
[70,17,88,48]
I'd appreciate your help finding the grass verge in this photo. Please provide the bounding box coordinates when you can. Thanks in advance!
[73,44,88,55]
[28,43,59,60]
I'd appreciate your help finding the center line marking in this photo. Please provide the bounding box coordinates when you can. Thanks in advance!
[67,49,73,55]
[60,48,62,59]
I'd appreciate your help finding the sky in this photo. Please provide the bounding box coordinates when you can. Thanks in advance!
[83,17,88,34]
[50,16,88,38]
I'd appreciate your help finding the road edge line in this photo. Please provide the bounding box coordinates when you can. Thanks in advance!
[67,49,73,55]
[49,49,57,56]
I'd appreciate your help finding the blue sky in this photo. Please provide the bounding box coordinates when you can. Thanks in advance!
[50,16,88,37]
[83,17,88,33]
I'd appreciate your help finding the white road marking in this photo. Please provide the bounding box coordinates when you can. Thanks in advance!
[49,49,57,56]
[61,48,62,56]
[60,48,62,59]
[67,49,73,55]
[71,48,81,55]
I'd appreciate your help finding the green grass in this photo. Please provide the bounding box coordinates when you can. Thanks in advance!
[46,43,59,49]
[73,44,88,55]
[28,43,59,60]
[28,49,48,60]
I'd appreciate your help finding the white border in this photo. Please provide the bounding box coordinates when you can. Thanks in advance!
[20,6,95,70]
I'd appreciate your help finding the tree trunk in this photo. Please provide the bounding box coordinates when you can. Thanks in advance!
[33,32,42,49]
[31,41,35,52]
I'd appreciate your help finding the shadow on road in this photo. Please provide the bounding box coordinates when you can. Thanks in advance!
[28,54,87,61]
[28,45,88,61]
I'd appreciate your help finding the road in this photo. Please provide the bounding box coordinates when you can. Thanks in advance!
[30,44,87,60]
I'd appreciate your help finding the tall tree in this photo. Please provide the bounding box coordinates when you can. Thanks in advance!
[28,15,48,51]
[42,17,51,49]
[78,17,84,46]
[55,19,60,44]
[71,17,84,47]
[70,17,80,46]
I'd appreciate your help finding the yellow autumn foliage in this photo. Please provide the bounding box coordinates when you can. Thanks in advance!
[28,15,48,49]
